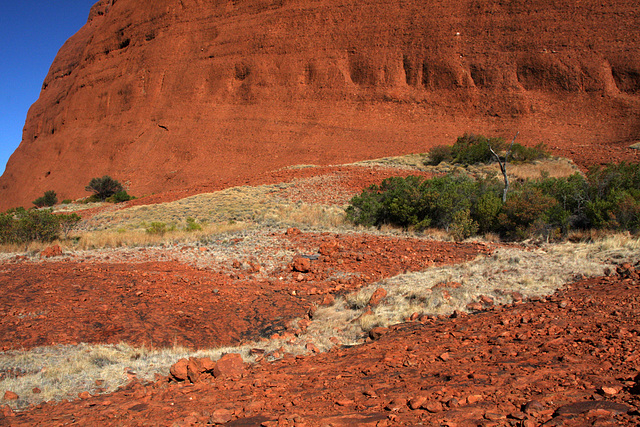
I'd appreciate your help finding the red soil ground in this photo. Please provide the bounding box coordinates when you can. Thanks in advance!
[3,266,639,426]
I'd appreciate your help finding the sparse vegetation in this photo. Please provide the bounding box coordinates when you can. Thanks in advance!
[32,190,58,208]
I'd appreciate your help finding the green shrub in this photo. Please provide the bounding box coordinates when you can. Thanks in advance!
[510,142,549,163]
[85,176,124,201]
[33,190,58,208]
[348,161,640,240]
[424,133,549,167]
[185,217,202,232]
[497,187,558,240]
[426,145,453,165]
[146,222,168,235]
[450,133,505,165]
[449,209,478,241]
[473,191,502,233]
[0,208,80,244]
[61,199,73,205]
[106,190,133,203]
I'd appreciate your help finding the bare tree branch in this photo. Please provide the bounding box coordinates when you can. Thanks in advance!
[490,131,519,203]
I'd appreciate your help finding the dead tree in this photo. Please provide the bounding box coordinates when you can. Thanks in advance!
[489,131,519,203]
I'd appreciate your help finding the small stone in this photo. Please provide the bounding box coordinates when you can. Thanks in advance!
[3,391,18,401]
[385,398,407,411]
[369,327,389,340]
[78,391,92,399]
[479,295,494,306]
[187,359,204,383]
[600,385,620,395]
[41,244,62,258]
[306,343,319,353]
[424,401,444,413]
[209,408,233,424]
[1,404,15,417]
[467,394,483,404]
[292,257,311,273]
[199,357,216,372]
[285,228,301,236]
[523,400,545,415]
[439,352,451,361]
[466,302,483,311]
[484,412,506,420]
[335,399,354,406]
[170,358,189,382]
[368,287,387,306]
[408,395,428,410]
[509,411,526,420]
[213,353,245,379]
[32,387,41,394]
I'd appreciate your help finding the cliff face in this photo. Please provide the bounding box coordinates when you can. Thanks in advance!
[2,0,640,208]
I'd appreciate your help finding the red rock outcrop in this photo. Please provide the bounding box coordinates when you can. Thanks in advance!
[1,0,640,209]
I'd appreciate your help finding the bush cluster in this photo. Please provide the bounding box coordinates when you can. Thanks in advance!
[33,190,58,208]
[425,133,549,166]
[85,176,134,202]
[0,208,81,244]
[346,162,640,240]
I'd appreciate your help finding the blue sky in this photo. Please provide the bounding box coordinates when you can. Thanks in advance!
[0,0,96,176]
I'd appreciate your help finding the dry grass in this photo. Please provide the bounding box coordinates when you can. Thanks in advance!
[78,184,346,237]
[73,221,251,250]
[352,153,581,182]
[314,234,640,337]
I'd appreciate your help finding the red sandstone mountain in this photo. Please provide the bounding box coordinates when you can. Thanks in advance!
[1,0,639,209]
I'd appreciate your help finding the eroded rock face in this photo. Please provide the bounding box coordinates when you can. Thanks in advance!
[1,0,640,209]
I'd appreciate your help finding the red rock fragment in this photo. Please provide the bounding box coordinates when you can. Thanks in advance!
[408,395,428,410]
[285,228,301,236]
[1,404,14,417]
[523,399,545,415]
[466,394,483,404]
[369,327,389,340]
[209,408,233,424]
[213,353,245,379]
[466,302,483,311]
[306,343,319,353]
[292,257,311,273]
[368,287,387,306]
[424,401,444,413]
[41,244,62,258]
[479,295,494,306]
[319,241,338,256]
[170,358,189,382]
[32,387,41,394]
[187,359,204,383]
[78,391,91,399]
[2,391,18,401]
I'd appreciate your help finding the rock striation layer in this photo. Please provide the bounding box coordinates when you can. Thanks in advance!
[2,0,640,208]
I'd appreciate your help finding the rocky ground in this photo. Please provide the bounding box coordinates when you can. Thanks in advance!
[2,264,639,426]
[0,158,639,426]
